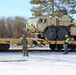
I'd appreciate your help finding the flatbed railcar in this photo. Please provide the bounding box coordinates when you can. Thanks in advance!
[0,38,76,51]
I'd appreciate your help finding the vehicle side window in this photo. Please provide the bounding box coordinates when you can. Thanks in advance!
[44,19,47,23]
[38,19,43,23]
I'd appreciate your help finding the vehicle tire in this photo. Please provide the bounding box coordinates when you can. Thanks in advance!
[57,29,68,40]
[45,28,56,40]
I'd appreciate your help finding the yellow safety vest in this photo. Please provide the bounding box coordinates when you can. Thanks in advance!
[64,38,69,43]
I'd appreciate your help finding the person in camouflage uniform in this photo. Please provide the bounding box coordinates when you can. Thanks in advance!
[22,34,28,56]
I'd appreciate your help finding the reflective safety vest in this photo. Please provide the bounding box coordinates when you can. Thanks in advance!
[64,38,69,44]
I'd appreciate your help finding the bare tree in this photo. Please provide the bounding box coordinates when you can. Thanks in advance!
[0,16,27,38]
[6,17,14,38]
[13,16,27,38]
[0,18,7,38]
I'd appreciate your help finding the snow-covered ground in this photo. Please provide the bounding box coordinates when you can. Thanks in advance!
[0,45,76,75]
[9,44,50,50]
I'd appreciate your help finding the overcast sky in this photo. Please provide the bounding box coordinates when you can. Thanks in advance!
[0,0,76,19]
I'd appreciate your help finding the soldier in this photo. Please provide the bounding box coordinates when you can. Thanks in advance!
[22,34,28,56]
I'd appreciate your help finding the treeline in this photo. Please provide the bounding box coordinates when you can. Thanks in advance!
[0,16,27,38]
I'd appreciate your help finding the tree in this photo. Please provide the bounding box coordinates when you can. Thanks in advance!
[6,17,14,38]
[0,18,7,38]
[13,16,26,38]
[0,16,27,38]
[30,0,76,17]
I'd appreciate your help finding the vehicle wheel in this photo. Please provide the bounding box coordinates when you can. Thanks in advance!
[57,29,68,40]
[45,28,56,40]
[49,44,56,51]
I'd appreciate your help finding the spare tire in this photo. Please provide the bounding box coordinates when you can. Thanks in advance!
[45,28,56,40]
[57,29,68,40]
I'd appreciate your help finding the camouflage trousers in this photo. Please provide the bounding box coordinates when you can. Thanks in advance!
[22,46,28,56]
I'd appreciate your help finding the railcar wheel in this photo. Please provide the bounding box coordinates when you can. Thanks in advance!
[49,44,56,51]
[45,28,56,40]
[70,45,76,51]
[0,44,10,51]
[57,29,68,40]
[57,44,63,51]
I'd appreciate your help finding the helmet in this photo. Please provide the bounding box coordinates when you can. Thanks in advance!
[65,35,68,37]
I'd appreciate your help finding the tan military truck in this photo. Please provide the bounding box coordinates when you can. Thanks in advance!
[26,16,76,50]
[26,16,76,40]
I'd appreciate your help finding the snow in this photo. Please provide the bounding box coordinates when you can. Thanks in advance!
[9,44,50,50]
[0,45,76,75]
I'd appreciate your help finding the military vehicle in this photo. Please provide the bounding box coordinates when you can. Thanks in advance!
[26,16,76,40]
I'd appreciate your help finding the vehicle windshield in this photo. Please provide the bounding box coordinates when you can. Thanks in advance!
[28,18,39,24]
